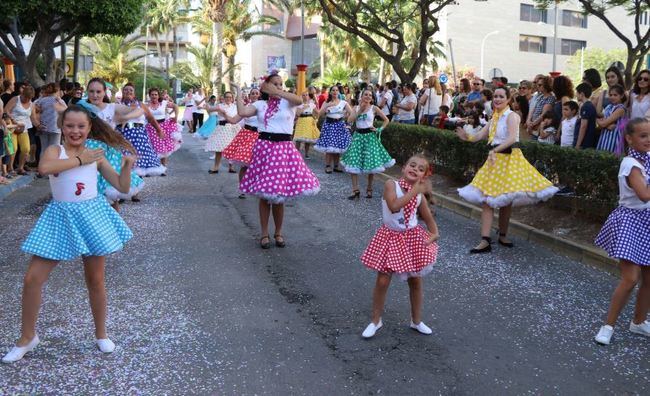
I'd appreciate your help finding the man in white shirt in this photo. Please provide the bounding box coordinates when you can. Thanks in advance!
[192,88,206,133]
[378,86,394,120]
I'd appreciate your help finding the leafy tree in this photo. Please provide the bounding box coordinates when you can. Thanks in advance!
[0,0,143,85]
[317,63,357,87]
[565,48,627,84]
[83,35,145,87]
[536,0,650,87]
[316,0,456,83]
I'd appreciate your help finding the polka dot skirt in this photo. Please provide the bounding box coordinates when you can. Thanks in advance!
[361,225,438,277]
[341,132,395,174]
[294,116,320,143]
[119,125,166,175]
[205,124,242,153]
[222,128,259,166]
[239,139,321,203]
[459,148,557,207]
[22,196,133,261]
[314,120,351,153]
[595,206,650,266]
[146,119,180,158]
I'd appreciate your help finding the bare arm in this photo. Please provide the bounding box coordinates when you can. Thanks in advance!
[456,121,489,142]
[530,102,552,129]
[374,106,389,129]
[417,198,439,243]
[38,145,104,176]
[4,96,17,119]
[98,154,136,194]
[141,104,163,136]
[113,103,144,124]
[231,84,257,117]
[627,167,650,202]
[261,81,301,105]
[597,108,625,129]
[575,117,587,149]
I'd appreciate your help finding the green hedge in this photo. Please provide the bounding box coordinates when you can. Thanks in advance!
[380,123,620,210]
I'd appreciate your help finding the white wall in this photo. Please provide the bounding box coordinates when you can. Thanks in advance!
[437,0,636,82]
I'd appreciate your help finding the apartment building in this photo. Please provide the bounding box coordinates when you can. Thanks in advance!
[435,0,638,81]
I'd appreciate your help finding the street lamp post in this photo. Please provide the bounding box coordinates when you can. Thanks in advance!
[296,0,307,95]
[552,0,559,72]
[480,30,499,78]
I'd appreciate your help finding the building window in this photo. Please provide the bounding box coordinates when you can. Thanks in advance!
[560,39,586,56]
[562,10,588,28]
[520,4,547,23]
[519,35,546,53]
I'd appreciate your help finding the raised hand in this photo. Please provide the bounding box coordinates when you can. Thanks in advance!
[79,148,104,165]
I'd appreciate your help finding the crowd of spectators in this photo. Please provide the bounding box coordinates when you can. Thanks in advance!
[0,78,83,184]
[318,66,649,158]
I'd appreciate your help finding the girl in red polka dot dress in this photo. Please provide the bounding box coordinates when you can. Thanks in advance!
[360,154,439,338]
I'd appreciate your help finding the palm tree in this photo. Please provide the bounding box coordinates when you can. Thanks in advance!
[171,42,214,93]
[144,0,192,85]
[83,35,145,87]
[320,24,379,83]
[206,0,228,96]
[222,0,281,84]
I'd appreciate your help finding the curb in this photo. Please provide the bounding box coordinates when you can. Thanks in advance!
[0,174,36,201]
[376,172,618,275]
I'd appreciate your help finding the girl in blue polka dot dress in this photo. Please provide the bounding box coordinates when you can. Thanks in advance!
[2,106,135,364]
[594,118,650,346]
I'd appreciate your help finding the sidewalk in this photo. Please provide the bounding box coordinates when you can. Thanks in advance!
[0,173,36,201]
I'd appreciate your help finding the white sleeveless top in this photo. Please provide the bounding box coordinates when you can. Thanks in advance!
[630,93,650,119]
[618,157,650,210]
[299,103,316,115]
[97,103,117,128]
[124,101,146,124]
[326,100,347,119]
[11,100,33,129]
[491,109,519,145]
[381,181,421,231]
[149,100,168,120]
[355,106,375,129]
[219,103,238,118]
[50,145,98,202]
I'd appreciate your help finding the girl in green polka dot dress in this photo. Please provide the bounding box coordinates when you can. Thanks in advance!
[341,89,394,199]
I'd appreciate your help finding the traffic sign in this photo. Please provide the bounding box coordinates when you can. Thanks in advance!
[439,73,448,84]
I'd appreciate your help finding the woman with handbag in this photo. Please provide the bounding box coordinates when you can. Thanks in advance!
[419,76,442,125]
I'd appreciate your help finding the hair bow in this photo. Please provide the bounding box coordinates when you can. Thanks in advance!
[76,100,99,119]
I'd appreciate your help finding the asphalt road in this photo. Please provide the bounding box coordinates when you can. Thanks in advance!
[0,133,648,395]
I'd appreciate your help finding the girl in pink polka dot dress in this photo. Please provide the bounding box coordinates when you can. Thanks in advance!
[232,74,320,249]
[360,154,439,339]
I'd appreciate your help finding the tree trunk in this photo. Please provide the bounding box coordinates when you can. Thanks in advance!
[227,54,235,91]
[211,21,223,97]
[624,50,635,89]
[154,35,163,71]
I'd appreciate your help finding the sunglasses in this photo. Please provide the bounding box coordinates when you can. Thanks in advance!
[639,77,650,82]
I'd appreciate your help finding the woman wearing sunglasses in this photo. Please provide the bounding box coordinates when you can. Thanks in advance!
[629,70,650,120]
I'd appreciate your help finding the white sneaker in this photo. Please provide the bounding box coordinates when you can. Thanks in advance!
[362,320,383,338]
[1,335,40,363]
[209,154,215,160]
[410,321,432,335]
[96,338,116,353]
[595,325,614,345]
[629,320,650,337]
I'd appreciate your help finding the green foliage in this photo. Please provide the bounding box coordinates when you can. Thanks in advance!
[380,123,620,210]
[0,0,143,36]
[83,35,145,87]
[565,48,627,83]
[317,63,357,87]
[132,68,169,98]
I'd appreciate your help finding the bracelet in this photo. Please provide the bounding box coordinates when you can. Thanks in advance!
[76,156,82,166]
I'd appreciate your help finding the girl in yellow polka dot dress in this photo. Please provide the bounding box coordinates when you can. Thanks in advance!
[456,87,558,254]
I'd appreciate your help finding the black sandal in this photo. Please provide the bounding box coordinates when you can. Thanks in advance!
[325,165,332,174]
[260,235,271,249]
[208,169,219,174]
[333,165,343,173]
[470,236,492,254]
[348,190,360,200]
[274,234,286,248]
[366,189,373,199]
[498,233,514,248]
